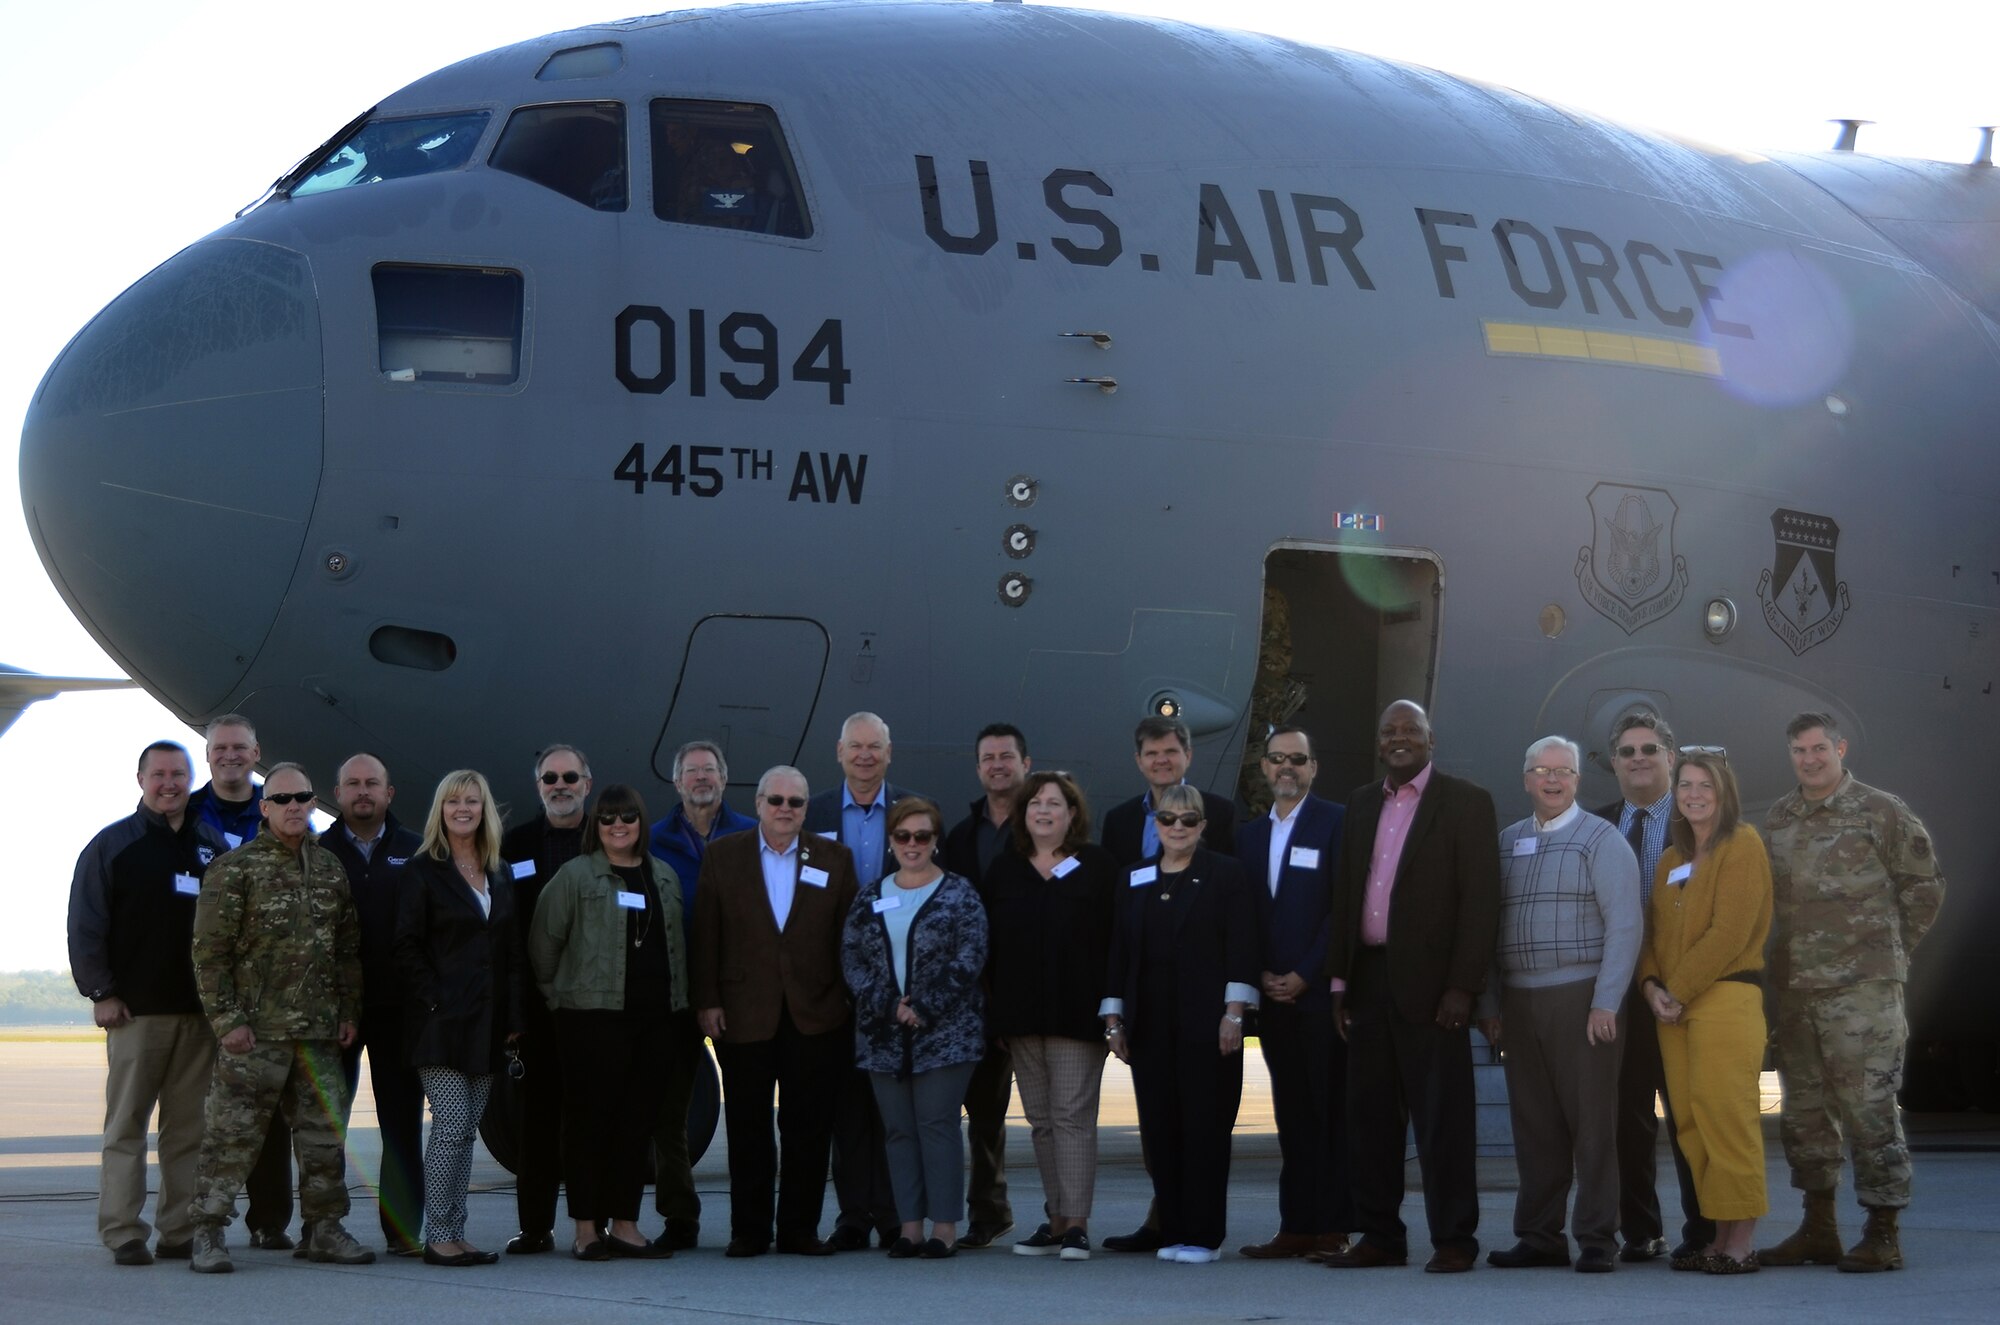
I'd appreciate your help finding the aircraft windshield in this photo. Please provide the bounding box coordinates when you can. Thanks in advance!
[292,111,491,197]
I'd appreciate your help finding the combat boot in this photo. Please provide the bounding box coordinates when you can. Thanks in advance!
[1758,1188,1842,1266]
[189,1225,232,1274]
[1837,1206,1903,1273]
[306,1220,378,1265]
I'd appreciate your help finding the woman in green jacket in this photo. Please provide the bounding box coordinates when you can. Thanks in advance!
[528,784,689,1260]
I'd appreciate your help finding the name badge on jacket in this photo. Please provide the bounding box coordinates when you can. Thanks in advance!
[817,830,838,841]
[1666,863,1694,886]
[510,860,534,880]
[871,894,901,914]
[1051,856,1080,878]
[1288,846,1321,869]
[1129,865,1157,887]
[174,873,201,896]
[800,865,831,888]
[1513,837,1539,857]
[616,891,646,910]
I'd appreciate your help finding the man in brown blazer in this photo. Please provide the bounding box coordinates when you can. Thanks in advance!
[1320,700,1500,1274]
[691,765,859,1257]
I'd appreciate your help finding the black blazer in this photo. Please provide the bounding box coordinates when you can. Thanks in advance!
[1236,794,1345,1010]
[984,844,1118,1042]
[1324,768,1501,1026]
[1101,790,1238,868]
[943,796,1018,892]
[393,853,524,1075]
[1106,845,1258,1045]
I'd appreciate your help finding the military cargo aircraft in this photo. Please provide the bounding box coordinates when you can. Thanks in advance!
[19,1,2000,1104]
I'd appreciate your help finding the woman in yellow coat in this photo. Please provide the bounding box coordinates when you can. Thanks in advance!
[1638,749,1771,1274]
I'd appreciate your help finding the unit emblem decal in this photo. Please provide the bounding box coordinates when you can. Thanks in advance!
[1575,483,1688,634]
[1756,508,1848,655]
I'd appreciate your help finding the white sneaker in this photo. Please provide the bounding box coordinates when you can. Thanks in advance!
[1156,1244,1189,1261]
[1174,1246,1222,1264]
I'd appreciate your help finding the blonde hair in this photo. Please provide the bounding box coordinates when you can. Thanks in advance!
[419,769,503,872]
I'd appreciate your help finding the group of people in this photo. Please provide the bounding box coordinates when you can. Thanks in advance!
[67,700,1942,1281]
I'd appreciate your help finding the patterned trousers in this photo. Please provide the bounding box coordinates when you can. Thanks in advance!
[419,1066,493,1243]
[1007,1035,1108,1220]
[189,1038,350,1228]
[1774,980,1913,1207]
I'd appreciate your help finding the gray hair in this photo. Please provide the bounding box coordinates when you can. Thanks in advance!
[1523,736,1581,772]
[533,743,591,779]
[1611,710,1675,752]
[840,711,891,743]
[672,739,729,782]
[756,765,810,799]
[263,760,311,787]
[1154,783,1203,816]
[205,713,256,740]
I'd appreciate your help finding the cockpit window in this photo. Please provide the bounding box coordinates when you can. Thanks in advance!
[490,102,627,211]
[650,100,811,238]
[292,111,490,197]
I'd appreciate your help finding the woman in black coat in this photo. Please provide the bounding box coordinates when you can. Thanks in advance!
[1102,782,1258,1264]
[393,769,522,1267]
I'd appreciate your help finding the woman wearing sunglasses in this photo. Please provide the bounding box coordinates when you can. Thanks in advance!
[1102,783,1258,1265]
[839,796,989,1259]
[393,769,524,1266]
[527,784,691,1260]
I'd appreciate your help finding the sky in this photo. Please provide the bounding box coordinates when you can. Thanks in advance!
[2,0,1992,970]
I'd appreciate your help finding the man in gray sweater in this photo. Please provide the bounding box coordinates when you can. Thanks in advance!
[1477,736,1641,1273]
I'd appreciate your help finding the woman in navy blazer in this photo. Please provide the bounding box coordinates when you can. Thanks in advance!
[1102,784,1259,1263]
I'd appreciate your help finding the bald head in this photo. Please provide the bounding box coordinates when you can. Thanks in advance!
[1377,699,1434,786]
[335,752,393,836]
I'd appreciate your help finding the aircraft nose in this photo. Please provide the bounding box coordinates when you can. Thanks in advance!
[19,238,322,713]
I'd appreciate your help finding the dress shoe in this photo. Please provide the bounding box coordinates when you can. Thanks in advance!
[1424,1245,1478,1273]
[607,1234,667,1259]
[886,1236,922,1259]
[112,1238,154,1266]
[1322,1240,1407,1269]
[959,1219,1012,1249]
[424,1246,493,1267]
[1239,1231,1317,1259]
[1305,1233,1351,1263]
[1103,1226,1165,1253]
[1576,1247,1615,1273]
[154,1239,192,1261]
[920,1237,957,1259]
[247,1228,295,1251]
[659,1218,700,1251]
[1486,1241,1570,1268]
[507,1230,555,1254]
[1621,1236,1668,1262]
[572,1239,611,1261]
[775,1234,837,1256]
[825,1224,871,1252]
[1013,1223,1061,1256]
[723,1237,768,1258]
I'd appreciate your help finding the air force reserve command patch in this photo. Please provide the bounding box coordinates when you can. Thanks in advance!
[1757,508,1849,655]
[1575,482,1688,634]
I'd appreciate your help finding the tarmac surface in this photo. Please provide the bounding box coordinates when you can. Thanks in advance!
[3,1034,1997,1323]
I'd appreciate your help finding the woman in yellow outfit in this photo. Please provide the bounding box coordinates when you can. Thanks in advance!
[1639,749,1771,1274]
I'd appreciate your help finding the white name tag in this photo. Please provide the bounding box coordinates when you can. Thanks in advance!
[1051,856,1080,879]
[174,873,201,896]
[1666,863,1694,886]
[223,832,243,850]
[1129,865,1158,887]
[817,830,838,840]
[871,894,901,914]
[1289,846,1321,869]
[1514,837,1539,857]
[510,860,534,880]
[616,890,646,910]
[800,865,830,888]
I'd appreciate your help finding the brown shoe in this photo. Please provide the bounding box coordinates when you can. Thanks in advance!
[1425,1245,1477,1273]
[1322,1240,1407,1269]
[1239,1232,1318,1260]
[1304,1233,1351,1263]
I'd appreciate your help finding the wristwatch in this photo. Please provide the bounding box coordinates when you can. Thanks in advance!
[1222,1013,1244,1026]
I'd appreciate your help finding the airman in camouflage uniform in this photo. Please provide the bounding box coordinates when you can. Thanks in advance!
[1760,713,1945,1274]
[185,762,373,1273]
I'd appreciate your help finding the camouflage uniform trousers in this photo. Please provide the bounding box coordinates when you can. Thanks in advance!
[1773,979,1912,1207]
[189,1038,351,1228]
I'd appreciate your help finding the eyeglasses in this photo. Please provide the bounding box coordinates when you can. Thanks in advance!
[540,770,582,786]
[596,811,641,825]
[764,794,807,809]
[1614,743,1664,758]
[1527,766,1578,779]
[1153,811,1204,828]
[1679,745,1728,758]
[1262,752,1313,766]
[265,790,315,806]
[891,829,936,845]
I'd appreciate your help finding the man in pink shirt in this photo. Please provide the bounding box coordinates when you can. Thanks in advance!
[1320,701,1500,1274]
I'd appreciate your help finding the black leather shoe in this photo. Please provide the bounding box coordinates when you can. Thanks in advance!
[606,1235,667,1259]
[724,1237,769,1258]
[886,1236,922,1259]
[154,1239,192,1261]
[507,1231,554,1255]
[776,1234,837,1256]
[826,1225,870,1252]
[659,1219,700,1251]
[1621,1236,1668,1262]
[1577,1247,1615,1273]
[920,1237,957,1259]
[959,1220,1013,1249]
[1102,1226,1165,1253]
[1322,1240,1408,1268]
[247,1228,295,1251]
[571,1240,611,1262]
[425,1245,490,1267]
[1486,1241,1569,1268]
[113,1238,154,1266]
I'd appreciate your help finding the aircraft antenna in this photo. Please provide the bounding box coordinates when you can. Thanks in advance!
[1829,119,1872,152]
[1974,127,1996,167]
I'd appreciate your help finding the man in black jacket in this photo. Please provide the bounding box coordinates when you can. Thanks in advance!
[942,722,1031,1248]
[497,743,592,1254]
[1099,716,1237,869]
[68,740,231,1266]
[321,753,426,1256]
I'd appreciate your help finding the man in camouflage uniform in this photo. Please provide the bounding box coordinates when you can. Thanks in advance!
[186,762,374,1273]
[1760,713,1945,1273]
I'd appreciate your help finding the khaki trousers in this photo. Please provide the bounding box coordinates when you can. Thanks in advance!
[100,1013,215,1248]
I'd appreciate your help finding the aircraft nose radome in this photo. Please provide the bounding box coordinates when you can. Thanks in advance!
[19,239,322,715]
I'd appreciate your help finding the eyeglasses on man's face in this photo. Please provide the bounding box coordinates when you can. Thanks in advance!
[764,794,807,809]
[266,790,315,806]
[540,770,583,786]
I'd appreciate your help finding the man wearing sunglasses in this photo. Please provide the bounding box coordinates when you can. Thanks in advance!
[691,766,860,1256]
[1590,711,1711,1265]
[1234,726,1352,1263]
[497,744,593,1255]
[187,763,372,1273]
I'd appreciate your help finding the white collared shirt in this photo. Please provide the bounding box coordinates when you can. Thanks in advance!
[759,835,799,930]
[1267,799,1304,896]
[1534,802,1582,833]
